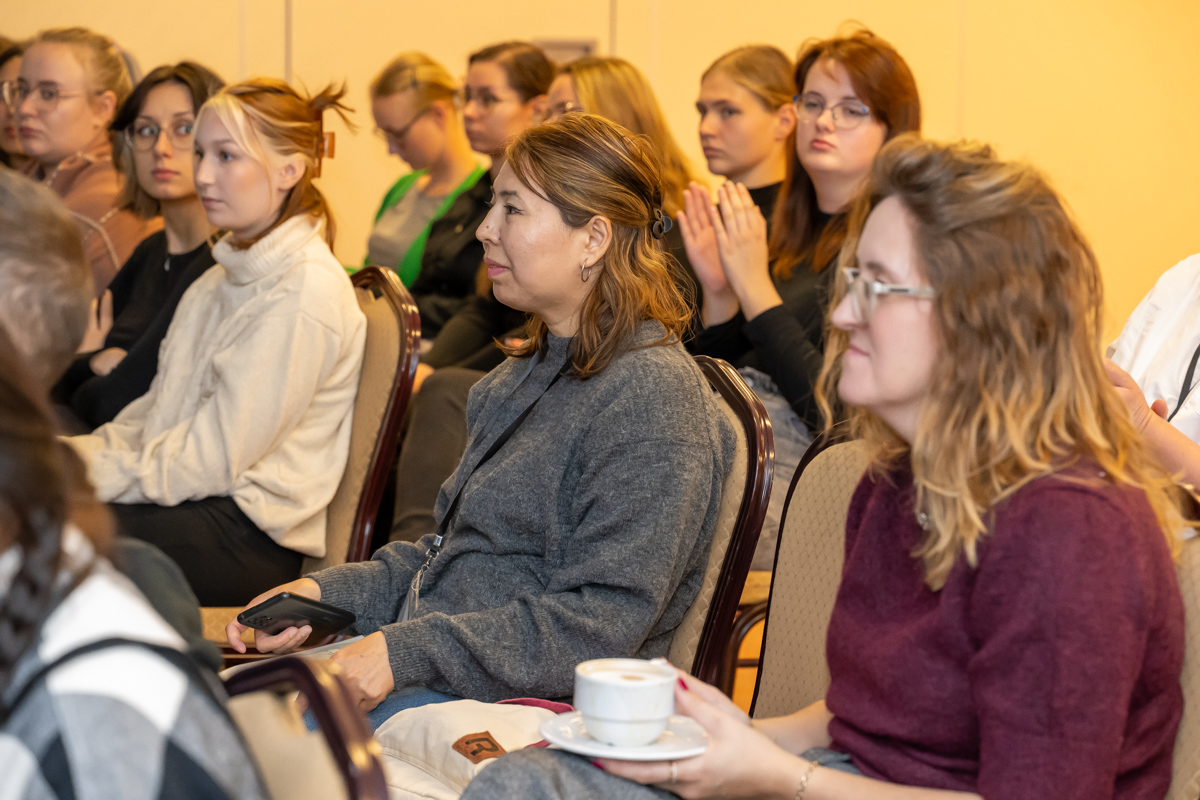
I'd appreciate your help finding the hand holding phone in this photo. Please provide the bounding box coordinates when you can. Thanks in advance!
[226,578,335,654]
[238,592,356,642]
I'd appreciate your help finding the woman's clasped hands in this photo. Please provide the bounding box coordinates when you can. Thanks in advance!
[677,181,782,327]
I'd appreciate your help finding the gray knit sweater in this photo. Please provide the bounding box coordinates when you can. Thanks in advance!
[311,321,735,701]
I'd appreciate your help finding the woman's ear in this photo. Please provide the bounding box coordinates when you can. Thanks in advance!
[775,101,797,141]
[529,94,548,123]
[275,153,306,193]
[581,214,612,268]
[94,90,117,126]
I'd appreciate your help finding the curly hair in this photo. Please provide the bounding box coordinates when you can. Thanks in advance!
[500,113,691,378]
[817,135,1185,589]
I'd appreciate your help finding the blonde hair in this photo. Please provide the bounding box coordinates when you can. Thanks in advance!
[197,78,352,247]
[502,113,690,378]
[560,57,694,217]
[817,135,1184,589]
[370,51,458,108]
[702,45,794,112]
[32,27,132,116]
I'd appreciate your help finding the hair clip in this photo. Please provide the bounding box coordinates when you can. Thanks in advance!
[650,208,673,240]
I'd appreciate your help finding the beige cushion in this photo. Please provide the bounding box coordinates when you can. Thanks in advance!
[668,391,748,672]
[304,283,402,574]
[227,689,349,800]
[201,606,250,645]
[752,441,867,720]
[1169,535,1200,800]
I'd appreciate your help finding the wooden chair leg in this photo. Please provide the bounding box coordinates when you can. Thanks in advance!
[717,601,769,696]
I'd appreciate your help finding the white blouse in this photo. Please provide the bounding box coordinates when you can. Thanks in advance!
[1109,252,1200,445]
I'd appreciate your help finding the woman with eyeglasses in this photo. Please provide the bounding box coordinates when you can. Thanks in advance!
[680,29,919,569]
[366,52,487,337]
[462,134,1188,800]
[13,27,158,296]
[53,62,224,432]
[0,40,33,172]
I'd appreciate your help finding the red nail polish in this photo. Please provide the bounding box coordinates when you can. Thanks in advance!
[591,760,606,770]
[677,678,688,690]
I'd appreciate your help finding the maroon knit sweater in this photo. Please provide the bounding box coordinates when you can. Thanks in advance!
[825,462,1184,799]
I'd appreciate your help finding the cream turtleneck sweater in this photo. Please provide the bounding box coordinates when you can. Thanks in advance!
[68,215,367,557]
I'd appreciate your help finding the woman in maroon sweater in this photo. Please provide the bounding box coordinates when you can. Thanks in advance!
[461,138,1187,800]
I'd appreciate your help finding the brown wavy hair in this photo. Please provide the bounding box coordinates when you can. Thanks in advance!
[558,57,695,217]
[817,135,1184,589]
[197,78,353,247]
[501,113,690,378]
[770,28,920,280]
[0,328,113,690]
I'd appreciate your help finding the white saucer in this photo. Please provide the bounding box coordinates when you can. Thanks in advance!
[539,711,708,760]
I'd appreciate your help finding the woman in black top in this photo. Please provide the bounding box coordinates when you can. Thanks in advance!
[55,62,223,429]
[680,30,921,567]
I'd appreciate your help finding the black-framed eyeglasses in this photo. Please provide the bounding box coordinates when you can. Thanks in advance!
[375,106,432,145]
[4,79,102,113]
[793,93,873,130]
[124,119,196,152]
[842,266,935,321]
[463,87,515,112]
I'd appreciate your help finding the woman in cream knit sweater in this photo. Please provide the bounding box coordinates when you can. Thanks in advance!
[67,79,366,606]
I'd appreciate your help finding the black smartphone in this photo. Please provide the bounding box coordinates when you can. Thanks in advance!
[237,593,356,641]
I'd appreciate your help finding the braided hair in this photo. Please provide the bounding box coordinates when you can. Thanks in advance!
[0,330,111,691]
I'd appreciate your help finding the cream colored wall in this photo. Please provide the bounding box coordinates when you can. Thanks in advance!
[9,1,1199,338]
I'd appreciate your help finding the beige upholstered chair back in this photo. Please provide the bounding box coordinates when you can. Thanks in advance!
[303,268,418,574]
[668,394,748,671]
[228,691,350,800]
[752,440,868,719]
[1169,533,1200,800]
[224,657,388,799]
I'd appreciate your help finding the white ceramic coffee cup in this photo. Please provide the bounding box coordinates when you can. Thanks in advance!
[574,658,676,747]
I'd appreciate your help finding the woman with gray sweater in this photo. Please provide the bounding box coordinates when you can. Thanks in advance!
[227,113,736,730]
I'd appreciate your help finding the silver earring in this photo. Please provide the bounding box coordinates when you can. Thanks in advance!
[580,259,592,283]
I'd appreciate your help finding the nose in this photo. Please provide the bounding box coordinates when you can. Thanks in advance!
[830,290,860,331]
[462,98,480,121]
[814,106,836,133]
[193,152,212,187]
[697,112,717,138]
[15,91,37,120]
[476,203,501,244]
[154,129,173,158]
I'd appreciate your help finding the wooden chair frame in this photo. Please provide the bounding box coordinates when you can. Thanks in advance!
[343,266,422,563]
[224,656,388,800]
[689,356,774,688]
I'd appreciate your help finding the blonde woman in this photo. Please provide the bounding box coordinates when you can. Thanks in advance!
[695,45,795,203]
[366,52,487,336]
[547,56,694,216]
[466,137,1186,800]
[12,27,158,295]
[67,79,367,606]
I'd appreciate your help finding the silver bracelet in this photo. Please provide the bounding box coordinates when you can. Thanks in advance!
[795,760,819,800]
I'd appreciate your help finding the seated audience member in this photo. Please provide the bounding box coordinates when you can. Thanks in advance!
[366,52,487,337]
[0,41,32,172]
[0,168,219,668]
[0,336,266,800]
[227,114,735,733]
[389,53,699,544]
[461,136,1187,800]
[1106,252,1200,486]
[66,79,367,607]
[679,29,919,569]
[14,27,158,296]
[55,61,223,430]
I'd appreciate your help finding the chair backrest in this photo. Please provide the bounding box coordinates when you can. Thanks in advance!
[304,267,421,573]
[224,656,388,800]
[1169,491,1200,800]
[668,356,773,685]
[751,435,868,719]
